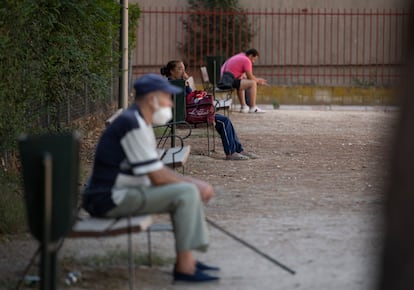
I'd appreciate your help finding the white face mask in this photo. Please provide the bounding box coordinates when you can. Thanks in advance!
[152,96,172,125]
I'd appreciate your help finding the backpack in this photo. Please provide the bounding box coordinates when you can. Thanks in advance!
[185,90,215,125]
[217,71,235,90]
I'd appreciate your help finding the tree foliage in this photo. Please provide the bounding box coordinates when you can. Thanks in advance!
[182,0,253,65]
[0,0,140,155]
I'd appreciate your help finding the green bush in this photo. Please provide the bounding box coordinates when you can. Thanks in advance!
[0,0,141,154]
[182,0,253,65]
[0,172,27,234]
[0,0,141,234]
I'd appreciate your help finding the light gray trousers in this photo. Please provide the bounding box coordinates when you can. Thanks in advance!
[105,182,209,253]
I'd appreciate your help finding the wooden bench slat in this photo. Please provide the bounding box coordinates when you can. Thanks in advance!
[148,223,173,232]
[70,215,153,238]
[215,98,232,108]
[105,108,124,126]
[162,145,191,168]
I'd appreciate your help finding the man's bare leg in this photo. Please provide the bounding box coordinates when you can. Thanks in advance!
[239,79,257,107]
[237,88,247,106]
[175,250,196,274]
[174,250,219,282]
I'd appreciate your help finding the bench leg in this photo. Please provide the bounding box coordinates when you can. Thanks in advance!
[127,216,136,290]
[206,123,216,156]
[147,229,153,267]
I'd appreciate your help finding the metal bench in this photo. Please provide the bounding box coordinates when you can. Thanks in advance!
[69,214,153,289]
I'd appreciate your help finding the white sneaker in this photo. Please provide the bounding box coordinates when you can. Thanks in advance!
[249,106,266,113]
[240,105,249,113]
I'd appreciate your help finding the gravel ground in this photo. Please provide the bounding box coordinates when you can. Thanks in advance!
[0,106,398,290]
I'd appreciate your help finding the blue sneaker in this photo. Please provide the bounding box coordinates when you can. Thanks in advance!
[173,269,219,283]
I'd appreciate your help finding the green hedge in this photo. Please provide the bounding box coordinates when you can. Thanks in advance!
[0,0,140,156]
[0,1,140,234]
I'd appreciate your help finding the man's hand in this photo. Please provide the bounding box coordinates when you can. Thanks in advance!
[257,78,268,86]
[192,179,214,203]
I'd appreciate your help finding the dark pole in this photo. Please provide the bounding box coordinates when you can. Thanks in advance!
[206,218,296,275]
[118,0,123,109]
[118,0,128,109]
[40,153,57,290]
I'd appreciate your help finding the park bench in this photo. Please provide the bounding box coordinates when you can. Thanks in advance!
[68,212,157,290]
[18,104,190,290]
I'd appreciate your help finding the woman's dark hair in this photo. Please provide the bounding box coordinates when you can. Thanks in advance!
[160,60,182,77]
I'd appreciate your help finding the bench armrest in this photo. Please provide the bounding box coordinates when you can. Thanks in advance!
[154,121,192,149]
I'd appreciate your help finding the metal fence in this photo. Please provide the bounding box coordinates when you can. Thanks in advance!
[132,8,410,87]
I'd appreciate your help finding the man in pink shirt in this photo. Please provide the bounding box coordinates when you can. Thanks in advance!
[220,48,267,113]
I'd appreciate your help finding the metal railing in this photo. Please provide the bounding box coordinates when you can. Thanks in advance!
[132,8,410,87]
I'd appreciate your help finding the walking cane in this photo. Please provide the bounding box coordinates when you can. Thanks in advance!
[206,217,296,275]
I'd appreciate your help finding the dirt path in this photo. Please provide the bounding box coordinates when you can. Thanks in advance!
[0,107,397,290]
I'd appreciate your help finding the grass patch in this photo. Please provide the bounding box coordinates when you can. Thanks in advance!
[61,249,174,268]
[153,126,171,138]
[0,171,27,234]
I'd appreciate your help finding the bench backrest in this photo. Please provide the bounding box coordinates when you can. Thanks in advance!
[169,79,186,122]
[18,132,80,242]
[206,55,226,86]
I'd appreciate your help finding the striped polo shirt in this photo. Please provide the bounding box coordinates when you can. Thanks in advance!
[83,103,163,216]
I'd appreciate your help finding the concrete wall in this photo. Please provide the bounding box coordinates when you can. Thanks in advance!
[255,85,399,106]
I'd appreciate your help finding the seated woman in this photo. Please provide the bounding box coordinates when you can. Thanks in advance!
[161,60,258,161]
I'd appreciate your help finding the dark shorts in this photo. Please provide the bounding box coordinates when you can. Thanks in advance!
[232,79,241,89]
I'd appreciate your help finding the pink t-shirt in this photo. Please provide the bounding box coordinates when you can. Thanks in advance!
[221,52,252,79]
